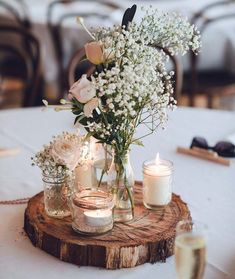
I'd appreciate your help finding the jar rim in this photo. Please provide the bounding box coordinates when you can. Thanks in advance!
[143,159,173,176]
[73,189,114,210]
[42,172,71,184]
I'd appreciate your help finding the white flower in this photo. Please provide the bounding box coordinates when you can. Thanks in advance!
[32,132,87,176]
[65,8,201,154]
[51,138,81,170]
[83,97,99,117]
[69,75,96,104]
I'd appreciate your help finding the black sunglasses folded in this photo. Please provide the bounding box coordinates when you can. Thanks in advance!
[190,136,235,158]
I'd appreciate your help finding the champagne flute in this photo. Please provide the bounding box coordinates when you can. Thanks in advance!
[175,220,207,279]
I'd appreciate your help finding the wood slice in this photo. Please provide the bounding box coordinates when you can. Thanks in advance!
[24,181,191,269]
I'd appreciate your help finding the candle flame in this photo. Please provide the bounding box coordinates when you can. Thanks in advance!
[155,153,160,165]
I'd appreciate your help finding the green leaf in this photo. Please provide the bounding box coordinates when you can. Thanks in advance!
[74,114,85,125]
[84,132,92,141]
[132,139,144,147]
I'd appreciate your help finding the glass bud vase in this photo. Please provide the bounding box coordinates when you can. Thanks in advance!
[42,172,74,219]
[107,151,134,222]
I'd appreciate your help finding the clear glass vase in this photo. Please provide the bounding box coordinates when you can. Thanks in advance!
[107,151,134,222]
[43,172,74,219]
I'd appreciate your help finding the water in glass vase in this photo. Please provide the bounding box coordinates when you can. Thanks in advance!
[175,233,206,279]
[107,152,134,222]
[43,174,72,218]
[113,185,134,222]
[93,158,112,188]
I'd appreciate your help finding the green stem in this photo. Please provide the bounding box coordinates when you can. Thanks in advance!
[114,151,134,215]
[98,168,105,188]
[124,172,134,213]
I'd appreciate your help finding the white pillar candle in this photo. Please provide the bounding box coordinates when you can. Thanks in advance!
[75,163,97,190]
[143,154,173,209]
[84,209,112,227]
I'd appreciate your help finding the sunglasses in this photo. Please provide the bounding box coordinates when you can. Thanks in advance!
[190,137,235,158]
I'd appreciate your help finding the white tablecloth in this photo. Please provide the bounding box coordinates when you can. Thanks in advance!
[0,107,235,279]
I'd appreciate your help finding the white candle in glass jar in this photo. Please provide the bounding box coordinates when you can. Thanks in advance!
[75,163,96,189]
[143,154,173,208]
[84,209,112,227]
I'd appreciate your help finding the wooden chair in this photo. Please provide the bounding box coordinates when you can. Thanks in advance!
[0,25,41,108]
[47,0,122,101]
[67,45,182,102]
[186,0,235,108]
[67,47,94,87]
[0,0,31,29]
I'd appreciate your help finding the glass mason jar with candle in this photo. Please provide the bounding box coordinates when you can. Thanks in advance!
[143,154,173,209]
[107,150,134,222]
[74,140,112,191]
[71,189,114,235]
[43,172,74,218]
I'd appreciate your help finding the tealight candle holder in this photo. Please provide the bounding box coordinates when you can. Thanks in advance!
[143,154,173,210]
[71,189,114,235]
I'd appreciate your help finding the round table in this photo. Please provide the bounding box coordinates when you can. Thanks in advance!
[0,106,234,279]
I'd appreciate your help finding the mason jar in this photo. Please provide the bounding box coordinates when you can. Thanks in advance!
[71,189,114,235]
[43,172,74,218]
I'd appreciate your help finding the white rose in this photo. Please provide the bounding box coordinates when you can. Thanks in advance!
[69,74,96,104]
[83,97,99,117]
[51,139,80,170]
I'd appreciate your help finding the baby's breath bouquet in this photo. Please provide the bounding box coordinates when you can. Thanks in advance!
[45,5,201,221]
[32,132,88,218]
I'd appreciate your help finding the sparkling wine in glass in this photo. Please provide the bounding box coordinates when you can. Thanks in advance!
[175,220,207,279]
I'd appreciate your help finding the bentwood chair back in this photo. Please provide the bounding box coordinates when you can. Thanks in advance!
[47,0,122,101]
[0,0,31,29]
[0,25,41,108]
[67,47,94,88]
[187,0,235,108]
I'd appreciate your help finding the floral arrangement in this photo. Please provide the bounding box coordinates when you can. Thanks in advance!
[46,7,200,156]
[44,5,201,220]
[32,132,88,176]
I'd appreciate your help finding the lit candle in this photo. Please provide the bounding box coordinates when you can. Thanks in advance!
[84,209,112,227]
[143,153,173,209]
[75,139,97,189]
[71,189,114,235]
[75,163,97,189]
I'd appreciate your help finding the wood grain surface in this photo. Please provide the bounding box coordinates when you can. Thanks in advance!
[24,181,191,269]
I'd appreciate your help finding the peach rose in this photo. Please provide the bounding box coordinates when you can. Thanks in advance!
[51,139,80,170]
[85,42,104,65]
[83,97,99,117]
[69,75,96,104]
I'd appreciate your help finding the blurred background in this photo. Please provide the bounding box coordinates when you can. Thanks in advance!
[0,0,234,110]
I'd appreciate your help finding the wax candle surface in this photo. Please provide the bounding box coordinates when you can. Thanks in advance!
[84,209,112,227]
[143,159,173,207]
[75,164,96,189]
